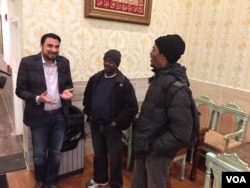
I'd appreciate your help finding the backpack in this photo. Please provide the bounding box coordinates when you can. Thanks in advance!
[165,81,200,149]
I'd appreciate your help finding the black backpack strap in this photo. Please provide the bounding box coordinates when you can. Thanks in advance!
[185,88,201,148]
[165,81,187,109]
[163,80,200,148]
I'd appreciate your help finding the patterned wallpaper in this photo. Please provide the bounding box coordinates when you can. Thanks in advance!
[177,0,250,90]
[17,0,250,91]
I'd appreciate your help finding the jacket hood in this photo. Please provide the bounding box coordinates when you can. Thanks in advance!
[151,63,190,86]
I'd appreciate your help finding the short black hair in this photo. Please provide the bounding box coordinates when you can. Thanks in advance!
[40,33,61,45]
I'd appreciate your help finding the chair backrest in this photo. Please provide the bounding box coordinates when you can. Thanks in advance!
[122,118,136,169]
[194,95,216,129]
[217,112,237,135]
[198,104,211,128]
[204,152,250,188]
[122,126,132,144]
[215,102,249,142]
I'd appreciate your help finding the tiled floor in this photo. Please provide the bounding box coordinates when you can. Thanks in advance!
[0,92,23,157]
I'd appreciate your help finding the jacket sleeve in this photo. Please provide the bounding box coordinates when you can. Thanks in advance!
[15,57,45,105]
[83,76,94,116]
[152,87,193,157]
[115,78,139,130]
[63,60,74,91]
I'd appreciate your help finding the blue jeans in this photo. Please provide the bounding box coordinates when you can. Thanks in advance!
[91,123,123,188]
[31,110,66,185]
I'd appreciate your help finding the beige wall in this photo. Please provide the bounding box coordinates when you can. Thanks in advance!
[12,0,250,91]
[3,1,250,140]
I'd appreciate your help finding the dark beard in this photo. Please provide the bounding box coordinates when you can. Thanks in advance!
[43,54,57,61]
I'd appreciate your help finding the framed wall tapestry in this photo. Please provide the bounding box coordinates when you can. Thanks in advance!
[84,0,152,25]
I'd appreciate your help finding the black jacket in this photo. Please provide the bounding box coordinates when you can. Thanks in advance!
[83,70,138,130]
[132,63,193,159]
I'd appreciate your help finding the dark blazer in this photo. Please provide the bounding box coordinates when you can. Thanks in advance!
[15,52,73,127]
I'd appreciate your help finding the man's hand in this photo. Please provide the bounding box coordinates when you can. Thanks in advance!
[111,121,117,127]
[60,88,73,100]
[38,91,58,104]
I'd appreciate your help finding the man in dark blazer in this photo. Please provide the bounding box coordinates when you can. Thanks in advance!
[16,33,73,188]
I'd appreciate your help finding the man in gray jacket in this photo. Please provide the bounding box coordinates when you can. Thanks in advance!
[132,34,193,188]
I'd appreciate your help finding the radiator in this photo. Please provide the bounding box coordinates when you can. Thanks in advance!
[57,139,84,179]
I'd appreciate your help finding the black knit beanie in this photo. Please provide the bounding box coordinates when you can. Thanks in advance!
[104,49,121,66]
[155,34,185,63]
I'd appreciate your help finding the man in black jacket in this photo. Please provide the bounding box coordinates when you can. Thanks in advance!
[83,49,138,188]
[132,34,193,188]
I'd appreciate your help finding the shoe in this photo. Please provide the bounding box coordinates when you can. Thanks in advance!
[86,179,108,188]
[44,184,58,188]
[34,182,44,188]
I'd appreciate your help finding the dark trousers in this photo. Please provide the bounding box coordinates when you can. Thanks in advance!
[91,123,123,188]
[132,152,172,188]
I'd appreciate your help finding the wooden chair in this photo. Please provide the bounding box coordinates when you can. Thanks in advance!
[167,148,187,188]
[173,148,187,180]
[188,95,216,163]
[202,102,249,154]
[195,95,216,129]
[204,152,250,188]
[122,124,133,169]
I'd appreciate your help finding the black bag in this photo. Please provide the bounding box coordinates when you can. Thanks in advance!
[61,105,85,152]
